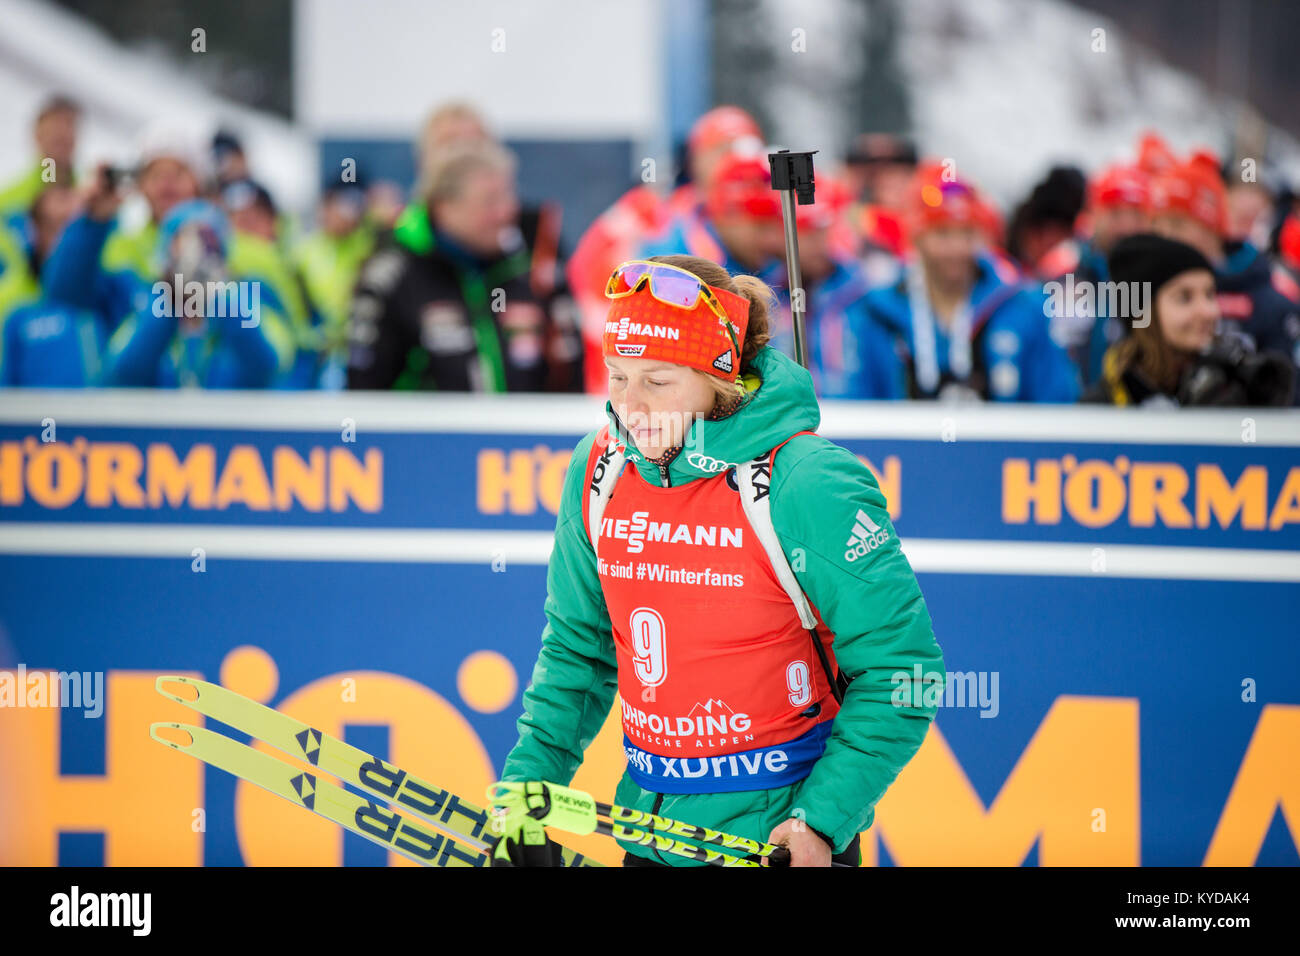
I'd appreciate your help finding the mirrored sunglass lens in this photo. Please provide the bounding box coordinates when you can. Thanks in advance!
[610,263,650,295]
[648,269,702,308]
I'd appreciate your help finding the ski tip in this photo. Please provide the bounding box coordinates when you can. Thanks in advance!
[156,675,201,704]
[150,721,196,750]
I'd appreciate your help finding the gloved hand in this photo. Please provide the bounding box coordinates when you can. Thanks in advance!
[488,810,565,867]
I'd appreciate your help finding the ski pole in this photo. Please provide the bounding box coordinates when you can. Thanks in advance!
[596,819,769,868]
[768,148,818,372]
[489,780,791,867]
[599,798,854,868]
[598,800,785,862]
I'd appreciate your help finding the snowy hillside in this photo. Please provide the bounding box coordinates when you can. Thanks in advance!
[0,0,314,211]
[896,0,1300,203]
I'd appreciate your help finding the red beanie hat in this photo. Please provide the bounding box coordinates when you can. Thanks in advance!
[1136,131,1178,177]
[1149,151,1227,235]
[688,106,762,156]
[1089,163,1151,210]
[705,153,782,221]
[907,160,980,233]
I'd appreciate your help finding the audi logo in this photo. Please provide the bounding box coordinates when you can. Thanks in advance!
[687,453,737,472]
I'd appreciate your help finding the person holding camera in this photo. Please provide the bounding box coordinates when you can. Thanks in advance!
[41,164,294,388]
[1085,233,1295,407]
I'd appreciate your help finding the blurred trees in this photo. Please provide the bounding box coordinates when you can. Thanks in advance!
[711,0,912,162]
[51,0,292,118]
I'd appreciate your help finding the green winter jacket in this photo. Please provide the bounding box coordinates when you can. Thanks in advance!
[501,345,945,864]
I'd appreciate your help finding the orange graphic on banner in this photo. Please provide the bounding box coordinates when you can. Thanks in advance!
[0,440,383,513]
[1204,705,1300,865]
[868,697,1140,865]
[0,672,204,865]
[1004,458,1300,532]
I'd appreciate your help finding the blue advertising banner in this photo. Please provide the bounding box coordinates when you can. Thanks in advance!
[1,390,1297,867]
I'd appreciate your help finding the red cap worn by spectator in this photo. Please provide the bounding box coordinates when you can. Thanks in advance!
[1089,163,1150,210]
[1136,131,1178,177]
[907,160,980,233]
[1149,151,1227,236]
[855,205,907,257]
[705,153,782,221]
[688,106,762,157]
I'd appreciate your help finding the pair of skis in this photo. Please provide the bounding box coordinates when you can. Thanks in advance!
[150,677,791,868]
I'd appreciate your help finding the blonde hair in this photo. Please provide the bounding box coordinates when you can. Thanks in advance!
[419,140,516,205]
[643,254,773,405]
[420,102,488,157]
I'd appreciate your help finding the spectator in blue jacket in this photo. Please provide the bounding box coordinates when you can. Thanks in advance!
[1,186,106,386]
[852,163,1080,402]
[42,166,294,388]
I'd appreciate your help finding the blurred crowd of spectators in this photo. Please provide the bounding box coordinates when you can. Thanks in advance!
[1,96,1297,406]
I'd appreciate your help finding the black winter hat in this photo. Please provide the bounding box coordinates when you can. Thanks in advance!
[1108,233,1214,302]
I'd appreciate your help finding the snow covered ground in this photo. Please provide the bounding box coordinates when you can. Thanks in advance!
[896,0,1300,204]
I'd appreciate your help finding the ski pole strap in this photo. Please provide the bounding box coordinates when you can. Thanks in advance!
[808,627,849,705]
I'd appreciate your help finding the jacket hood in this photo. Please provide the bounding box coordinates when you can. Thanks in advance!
[1215,240,1268,292]
[604,345,821,485]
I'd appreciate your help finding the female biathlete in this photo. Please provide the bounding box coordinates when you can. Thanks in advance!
[494,255,945,866]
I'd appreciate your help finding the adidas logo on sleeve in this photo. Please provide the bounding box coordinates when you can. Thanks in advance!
[844,508,892,562]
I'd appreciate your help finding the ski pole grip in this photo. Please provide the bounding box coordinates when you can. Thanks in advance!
[487,780,599,836]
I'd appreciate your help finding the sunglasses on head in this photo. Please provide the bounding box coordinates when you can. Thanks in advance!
[605,260,730,316]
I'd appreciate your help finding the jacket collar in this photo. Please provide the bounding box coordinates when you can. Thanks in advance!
[604,345,821,485]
